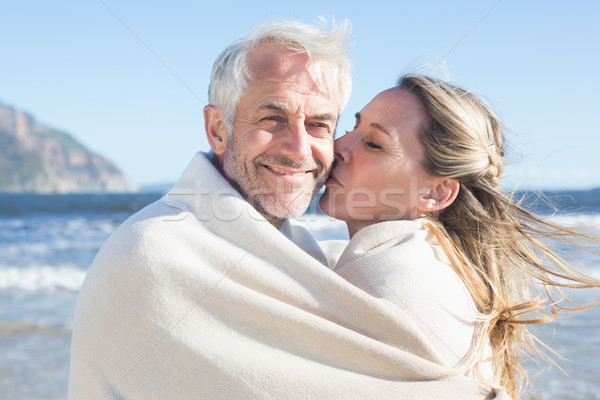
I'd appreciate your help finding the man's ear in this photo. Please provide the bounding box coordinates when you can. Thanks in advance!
[417,178,460,214]
[204,105,228,157]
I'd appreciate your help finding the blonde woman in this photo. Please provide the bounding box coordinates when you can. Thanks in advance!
[319,74,600,399]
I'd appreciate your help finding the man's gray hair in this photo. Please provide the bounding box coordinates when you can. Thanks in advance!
[208,18,353,130]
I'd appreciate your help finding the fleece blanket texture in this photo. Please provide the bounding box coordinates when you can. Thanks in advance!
[68,152,505,400]
[333,219,496,382]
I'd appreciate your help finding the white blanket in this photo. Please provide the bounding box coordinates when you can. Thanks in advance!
[334,220,495,381]
[68,152,501,399]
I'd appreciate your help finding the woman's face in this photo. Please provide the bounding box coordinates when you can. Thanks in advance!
[319,87,440,237]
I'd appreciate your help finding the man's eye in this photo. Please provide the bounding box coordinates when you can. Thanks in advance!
[263,116,283,122]
[307,123,332,136]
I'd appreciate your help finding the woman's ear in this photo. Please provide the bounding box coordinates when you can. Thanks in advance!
[204,105,228,158]
[418,178,460,214]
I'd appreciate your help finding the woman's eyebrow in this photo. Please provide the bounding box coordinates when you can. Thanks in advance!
[370,122,391,136]
[355,112,391,136]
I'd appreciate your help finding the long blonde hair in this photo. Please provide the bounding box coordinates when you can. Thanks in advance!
[398,74,600,399]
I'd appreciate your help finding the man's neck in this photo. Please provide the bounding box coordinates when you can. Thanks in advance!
[210,152,224,173]
[268,216,286,230]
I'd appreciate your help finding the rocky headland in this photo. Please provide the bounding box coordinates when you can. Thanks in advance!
[0,103,136,193]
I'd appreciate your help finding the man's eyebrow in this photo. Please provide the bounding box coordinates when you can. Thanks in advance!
[355,112,391,135]
[312,112,338,122]
[260,102,286,112]
[261,102,337,122]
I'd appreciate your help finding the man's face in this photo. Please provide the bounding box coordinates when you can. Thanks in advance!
[223,43,339,224]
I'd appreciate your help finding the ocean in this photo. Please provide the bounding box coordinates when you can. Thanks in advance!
[1,190,599,400]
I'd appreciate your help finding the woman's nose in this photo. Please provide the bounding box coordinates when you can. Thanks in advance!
[333,133,351,162]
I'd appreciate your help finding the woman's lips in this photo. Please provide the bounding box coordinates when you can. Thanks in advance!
[325,172,342,186]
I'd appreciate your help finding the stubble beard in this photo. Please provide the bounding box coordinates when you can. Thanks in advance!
[223,135,327,222]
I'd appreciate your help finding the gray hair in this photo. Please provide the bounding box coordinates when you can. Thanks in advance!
[208,19,353,130]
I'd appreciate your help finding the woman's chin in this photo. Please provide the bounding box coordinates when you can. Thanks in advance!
[318,189,335,217]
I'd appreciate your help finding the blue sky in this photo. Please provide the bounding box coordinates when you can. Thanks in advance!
[2,1,599,190]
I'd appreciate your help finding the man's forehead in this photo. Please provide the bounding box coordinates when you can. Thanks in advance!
[248,44,338,98]
[239,44,340,117]
[241,75,340,116]
[247,43,310,79]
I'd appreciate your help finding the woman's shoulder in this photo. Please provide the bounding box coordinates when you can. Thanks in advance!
[334,219,481,368]
[336,220,471,303]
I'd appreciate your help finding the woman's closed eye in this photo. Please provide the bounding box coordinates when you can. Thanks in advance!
[365,140,382,150]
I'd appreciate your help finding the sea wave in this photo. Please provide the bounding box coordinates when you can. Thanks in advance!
[293,212,600,240]
[0,214,122,236]
[0,193,162,215]
[2,238,103,258]
[0,321,71,335]
[546,213,600,229]
[0,265,86,291]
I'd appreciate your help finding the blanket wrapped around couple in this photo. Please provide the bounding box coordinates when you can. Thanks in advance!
[68,152,503,399]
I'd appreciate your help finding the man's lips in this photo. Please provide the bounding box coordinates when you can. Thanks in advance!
[262,164,315,179]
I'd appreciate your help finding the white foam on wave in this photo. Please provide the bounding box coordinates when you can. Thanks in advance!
[579,266,600,281]
[0,265,86,292]
[546,213,600,229]
[3,239,101,258]
[294,213,600,238]
[60,216,120,234]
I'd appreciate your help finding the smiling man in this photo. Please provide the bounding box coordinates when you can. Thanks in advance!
[205,40,343,227]
[68,19,359,400]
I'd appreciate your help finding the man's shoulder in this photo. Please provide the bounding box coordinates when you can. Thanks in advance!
[89,197,194,273]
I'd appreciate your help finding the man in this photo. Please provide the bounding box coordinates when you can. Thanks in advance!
[68,20,503,400]
[68,19,352,399]
[201,19,351,263]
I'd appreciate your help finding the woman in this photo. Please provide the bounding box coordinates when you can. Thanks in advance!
[319,74,600,399]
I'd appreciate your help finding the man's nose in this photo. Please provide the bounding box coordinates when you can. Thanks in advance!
[281,122,312,162]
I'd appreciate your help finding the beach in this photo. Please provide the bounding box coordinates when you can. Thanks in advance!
[1,193,599,400]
